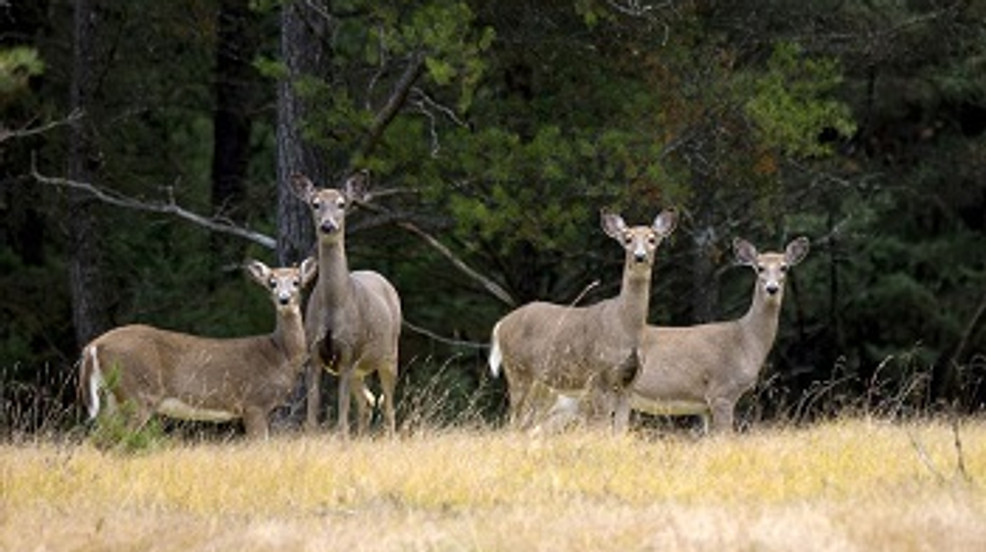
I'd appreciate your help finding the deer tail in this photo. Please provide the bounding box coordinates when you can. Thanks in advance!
[79,344,103,421]
[488,321,503,377]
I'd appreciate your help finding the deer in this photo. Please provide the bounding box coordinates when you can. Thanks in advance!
[78,257,318,439]
[290,172,402,437]
[488,209,677,432]
[629,236,810,433]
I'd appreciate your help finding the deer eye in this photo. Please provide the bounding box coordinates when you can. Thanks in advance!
[268,279,277,289]
[623,234,633,245]
[648,235,657,246]
[311,198,321,209]
[756,265,765,274]
[336,198,346,209]
[780,265,789,273]
[292,278,300,287]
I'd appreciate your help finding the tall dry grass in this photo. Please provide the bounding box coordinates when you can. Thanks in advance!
[2,417,985,551]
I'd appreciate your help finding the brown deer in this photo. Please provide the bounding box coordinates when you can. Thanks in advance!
[488,209,677,431]
[630,237,810,432]
[290,172,402,437]
[78,258,317,439]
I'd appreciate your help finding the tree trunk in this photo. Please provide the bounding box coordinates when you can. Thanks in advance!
[67,0,111,347]
[276,0,329,267]
[273,0,332,427]
[210,0,259,268]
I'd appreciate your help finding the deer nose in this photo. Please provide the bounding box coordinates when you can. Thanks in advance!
[319,219,339,234]
[765,282,780,295]
[634,250,648,263]
[277,292,291,305]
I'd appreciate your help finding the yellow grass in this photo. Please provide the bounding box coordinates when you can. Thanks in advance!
[2,417,986,551]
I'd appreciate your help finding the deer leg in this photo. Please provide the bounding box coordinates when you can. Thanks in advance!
[709,398,736,433]
[242,407,269,440]
[508,376,534,428]
[305,351,324,432]
[378,363,398,437]
[350,373,372,436]
[337,369,353,438]
[612,392,631,434]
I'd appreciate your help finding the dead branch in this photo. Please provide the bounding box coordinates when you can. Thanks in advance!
[30,158,277,250]
[360,52,425,160]
[32,156,515,306]
[0,109,83,144]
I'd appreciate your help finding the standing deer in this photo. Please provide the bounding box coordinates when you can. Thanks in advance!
[630,236,810,432]
[290,172,402,437]
[78,258,317,439]
[488,209,677,431]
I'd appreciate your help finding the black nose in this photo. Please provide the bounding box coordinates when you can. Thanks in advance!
[319,220,338,234]
[766,283,779,295]
[278,296,290,305]
[634,252,647,263]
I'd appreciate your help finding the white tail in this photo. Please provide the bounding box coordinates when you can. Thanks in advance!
[630,237,810,432]
[78,258,317,439]
[489,209,676,432]
[291,173,402,437]
[488,321,503,377]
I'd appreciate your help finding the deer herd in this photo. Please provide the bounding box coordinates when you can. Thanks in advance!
[79,173,810,440]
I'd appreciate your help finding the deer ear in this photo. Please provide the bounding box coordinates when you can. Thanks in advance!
[600,210,627,240]
[290,173,316,202]
[245,259,270,285]
[733,238,758,266]
[344,170,369,203]
[652,208,677,237]
[784,237,810,266]
[300,256,318,287]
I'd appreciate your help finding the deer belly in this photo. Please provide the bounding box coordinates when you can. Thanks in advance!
[156,398,238,422]
[630,394,708,416]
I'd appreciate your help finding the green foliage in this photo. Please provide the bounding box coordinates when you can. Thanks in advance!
[88,407,169,454]
[745,42,856,157]
[0,47,43,100]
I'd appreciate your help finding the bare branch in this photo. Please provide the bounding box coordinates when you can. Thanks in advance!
[31,158,276,250]
[397,220,515,307]
[0,109,83,144]
[403,319,489,349]
[360,52,425,160]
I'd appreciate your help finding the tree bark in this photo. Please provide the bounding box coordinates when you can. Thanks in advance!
[67,0,111,347]
[273,0,333,427]
[210,0,259,266]
[276,0,329,267]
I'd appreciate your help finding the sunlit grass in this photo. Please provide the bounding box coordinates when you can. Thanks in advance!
[3,417,986,551]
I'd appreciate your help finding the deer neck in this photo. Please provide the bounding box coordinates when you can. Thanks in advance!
[616,265,653,335]
[273,307,307,364]
[317,236,352,309]
[740,282,783,350]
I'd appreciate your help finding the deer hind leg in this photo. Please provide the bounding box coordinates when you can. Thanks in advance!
[377,362,398,437]
[505,372,534,428]
[349,373,373,436]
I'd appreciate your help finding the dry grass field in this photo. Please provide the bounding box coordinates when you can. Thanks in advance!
[2,417,985,551]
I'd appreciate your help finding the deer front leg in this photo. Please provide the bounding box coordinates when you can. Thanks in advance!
[305,349,324,432]
[242,406,269,440]
[709,397,736,433]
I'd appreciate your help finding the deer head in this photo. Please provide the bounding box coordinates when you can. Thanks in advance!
[245,257,318,311]
[733,237,810,302]
[601,209,678,278]
[290,172,369,241]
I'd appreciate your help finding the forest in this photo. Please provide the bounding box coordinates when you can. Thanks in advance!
[1,0,985,436]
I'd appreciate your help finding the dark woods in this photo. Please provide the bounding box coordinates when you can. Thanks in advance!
[1,0,985,436]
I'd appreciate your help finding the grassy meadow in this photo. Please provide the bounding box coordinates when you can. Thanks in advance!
[2,417,985,551]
